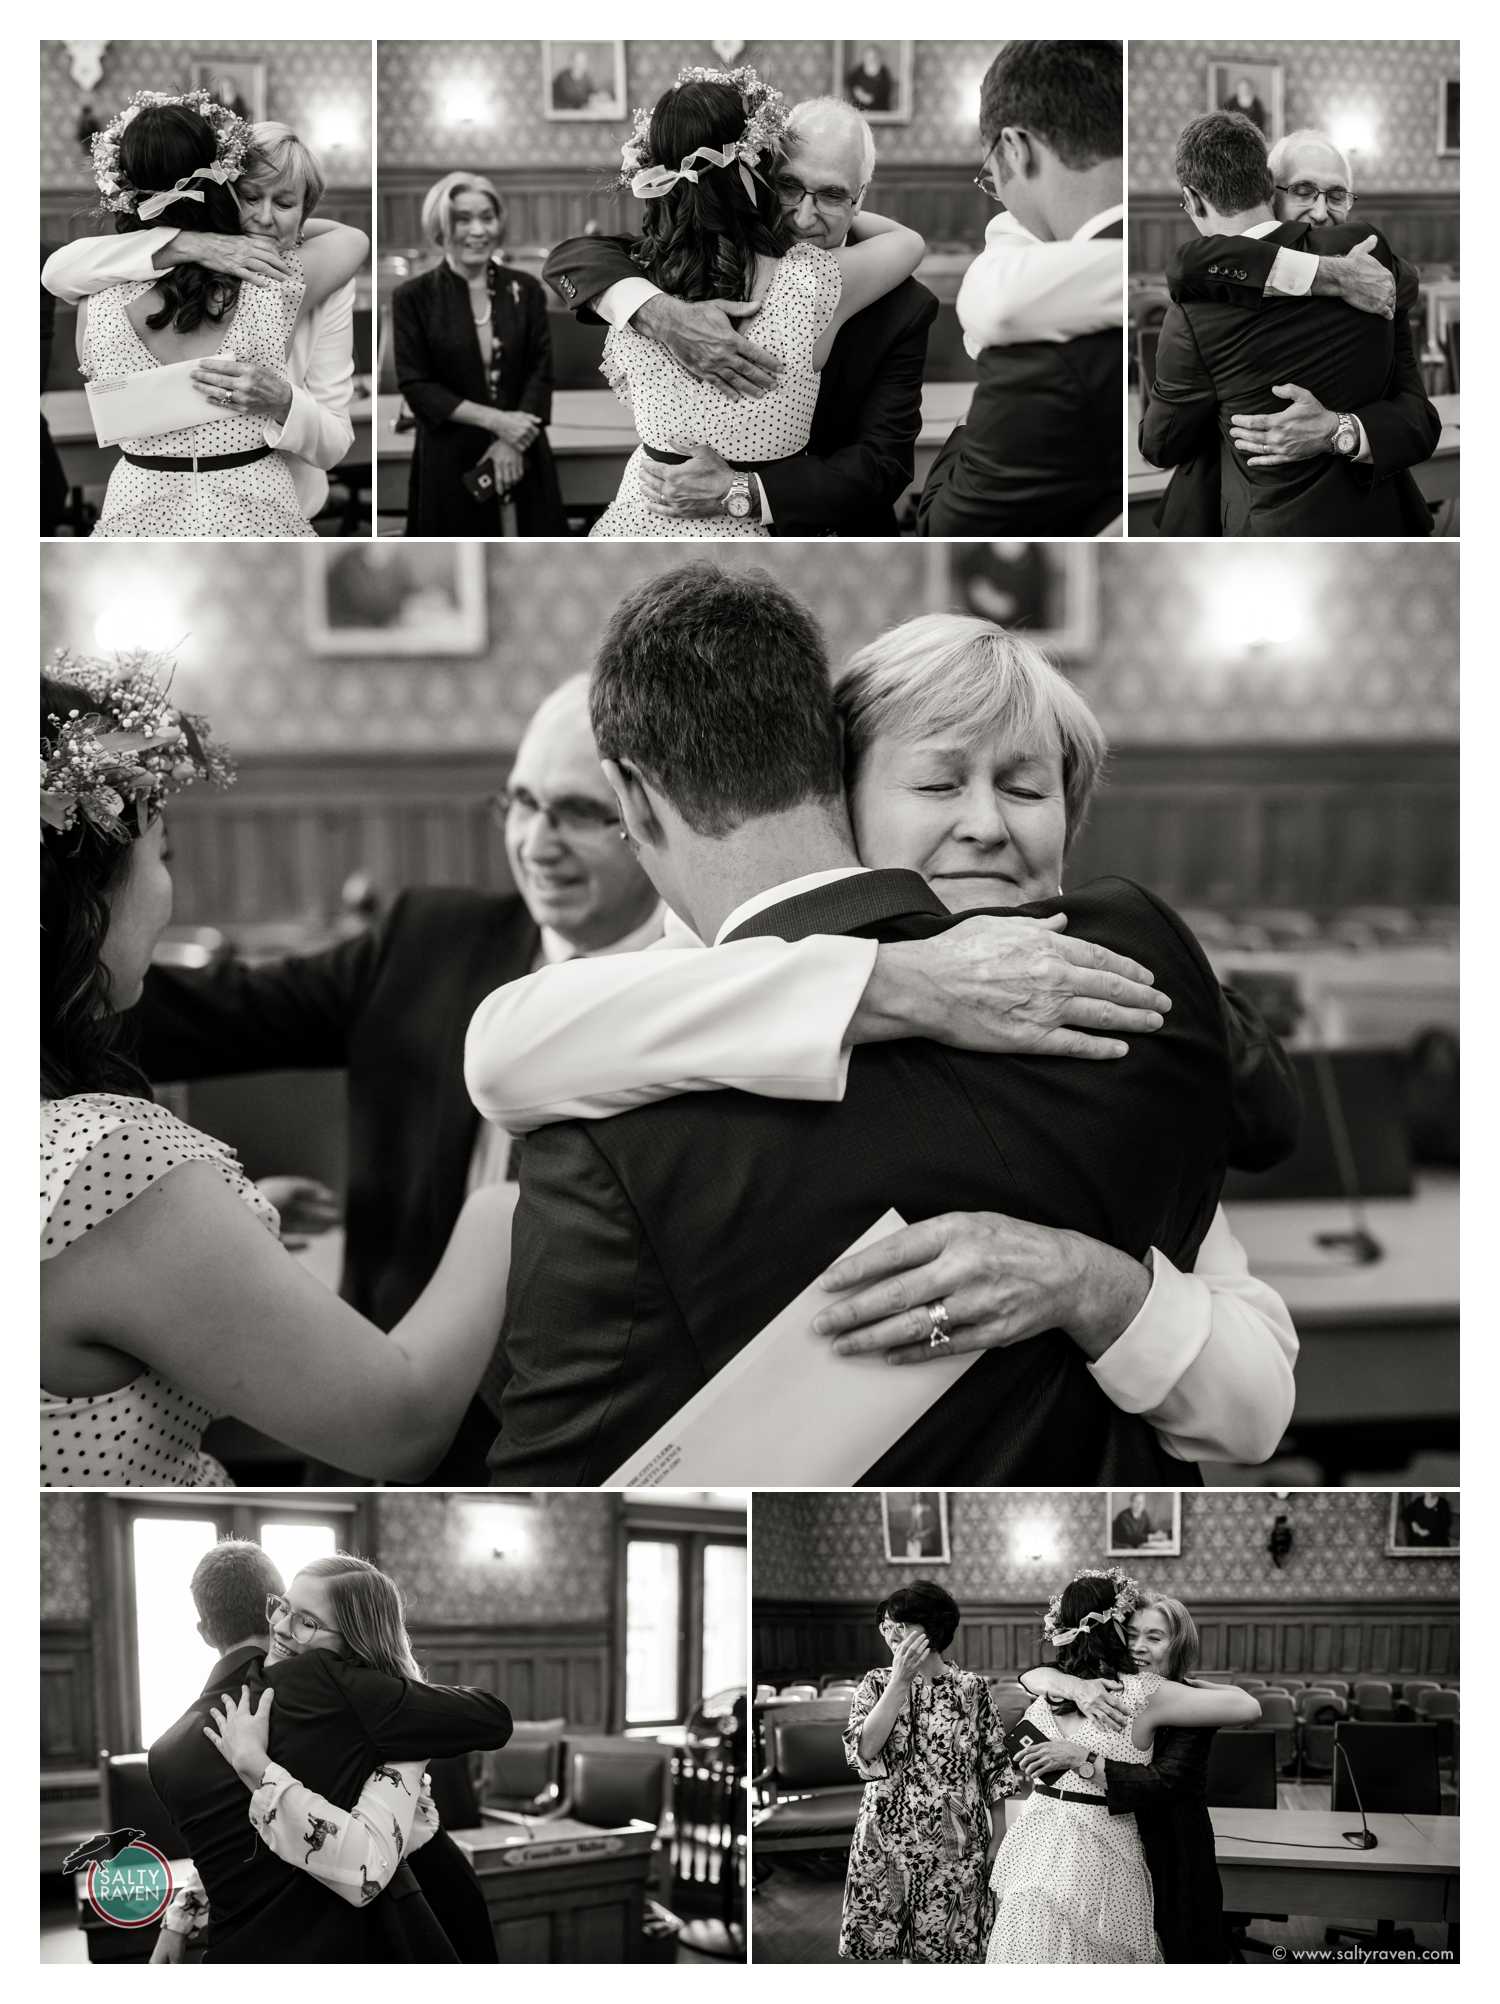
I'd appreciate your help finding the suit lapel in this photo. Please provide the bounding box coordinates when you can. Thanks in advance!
[723,868,945,944]
[199,1644,265,1700]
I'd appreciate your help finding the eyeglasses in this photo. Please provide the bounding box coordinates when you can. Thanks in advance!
[492,787,621,839]
[773,173,857,215]
[1276,180,1352,210]
[266,1593,342,1646]
[973,145,1004,204]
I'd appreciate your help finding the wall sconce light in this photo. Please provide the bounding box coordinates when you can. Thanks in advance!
[1012,1519,1058,1565]
[441,80,488,128]
[66,40,109,91]
[463,1497,536,1562]
[1266,1493,1295,1570]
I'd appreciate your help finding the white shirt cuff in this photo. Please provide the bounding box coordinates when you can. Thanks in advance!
[754,473,772,524]
[1353,415,1373,464]
[1265,245,1317,297]
[596,276,661,328]
[1087,1247,1211,1415]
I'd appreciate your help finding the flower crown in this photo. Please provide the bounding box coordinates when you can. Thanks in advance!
[42,650,235,844]
[91,88,250,219]
[1042,1567,1140,1648]
[618,65,790,198]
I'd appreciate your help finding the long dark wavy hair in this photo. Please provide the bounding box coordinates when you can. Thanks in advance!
[113,104,243,332]
[631,81,787,303]
[41,674,153,1104]
[1051,1576,1135,1683]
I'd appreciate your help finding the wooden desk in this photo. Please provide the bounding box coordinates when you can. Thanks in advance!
[1211,1808,1458,1932]
[1126,390,1459,533]
[454,1815,655,1962]
[374,383,974,526]
[43,387,374,511]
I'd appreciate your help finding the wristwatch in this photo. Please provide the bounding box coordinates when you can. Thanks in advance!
[1079,1752,1100,1781]
[724,475,754,519]
[1331,412,1360,457]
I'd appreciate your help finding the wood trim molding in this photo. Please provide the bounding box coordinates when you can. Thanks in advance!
[1129,189,1460,276]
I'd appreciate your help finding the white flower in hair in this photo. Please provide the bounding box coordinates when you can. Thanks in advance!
[1042,1567,1141,1648]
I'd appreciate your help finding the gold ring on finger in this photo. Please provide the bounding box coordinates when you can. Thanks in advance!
[926,1300,952,1350]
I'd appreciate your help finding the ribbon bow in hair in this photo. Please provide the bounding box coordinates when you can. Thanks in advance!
[136,160,238,222]
[629,143,744,199]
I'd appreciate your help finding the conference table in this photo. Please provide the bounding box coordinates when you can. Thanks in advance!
[373,382,974,528]
[1210,1807,1458,1946]
[1125,390,1459,533]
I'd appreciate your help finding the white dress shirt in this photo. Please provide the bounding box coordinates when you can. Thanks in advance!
[957,209,1123,357]
[463,901,1297,1464]
[42,229,356,517]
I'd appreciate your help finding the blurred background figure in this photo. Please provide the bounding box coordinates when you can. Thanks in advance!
[1128,40,1458,535]
[39,39,373,535]
[41,1489,748,1964]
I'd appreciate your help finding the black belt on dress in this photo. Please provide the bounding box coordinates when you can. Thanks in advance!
[642,444,802,470]
[1033,1781,1110,1805]
[121,445,272,472]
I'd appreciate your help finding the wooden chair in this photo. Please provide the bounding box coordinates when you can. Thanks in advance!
[1254,1690,1298,1773]
[753,1717,863,1860]
[1351,1678,1395,1722]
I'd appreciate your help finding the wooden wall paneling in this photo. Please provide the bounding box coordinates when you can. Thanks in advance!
[43,187,373,247]
[410,1625,611,1730]
[1129,191,1459,276]
[41,1624,97,1769]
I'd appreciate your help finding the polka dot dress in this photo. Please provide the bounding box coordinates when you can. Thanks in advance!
[81,258,315,539]
[987,1675,1165,1964]
[591,240,842,539]
[41,1094,280,1488]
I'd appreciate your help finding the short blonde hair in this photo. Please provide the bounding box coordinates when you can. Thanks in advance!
[241,121,326,220]
[834,612,1108,848]
[1135,1593,1200,1681]
[421,171,506,249]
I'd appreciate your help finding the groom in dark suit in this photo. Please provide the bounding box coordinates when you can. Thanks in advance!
[1140,112,1439,535]
[487,566,1239,1489]
[146,1540,511,1961]
[543,95,937,536]
[918,42,1125,536]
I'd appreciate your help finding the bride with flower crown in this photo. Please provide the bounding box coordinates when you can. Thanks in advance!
[40,658,512,1485]
[76,90,367,537]
[986,1570,1255,1963]
[590,66,925,538]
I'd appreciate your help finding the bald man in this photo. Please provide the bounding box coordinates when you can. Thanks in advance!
[1144,114,1439,534]
[130,676,664,1483]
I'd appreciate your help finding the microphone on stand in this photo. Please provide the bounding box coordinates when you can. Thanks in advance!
[1333,1736,1378,1850]
[1309,1036,1383,1267]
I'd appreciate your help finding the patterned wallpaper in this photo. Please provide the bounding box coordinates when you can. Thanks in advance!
[39,543,1458,756]
[753,1491,1459,1604]
[1129,40,1460,193]
[40,1496,92,1621]
[373,1493,614,1624]
[40,40,373,190]
[377,40,998,170]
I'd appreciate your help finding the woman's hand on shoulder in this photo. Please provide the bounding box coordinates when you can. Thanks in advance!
[1073,1678,1130,1733]
[202,1685,274,1789]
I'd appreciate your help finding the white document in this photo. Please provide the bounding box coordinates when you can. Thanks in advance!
[85,359,238,446]
[608,1209,985,1486]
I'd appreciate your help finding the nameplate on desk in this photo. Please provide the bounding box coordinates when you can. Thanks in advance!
[484,1833,632,1870]
[607,1209,984,1486]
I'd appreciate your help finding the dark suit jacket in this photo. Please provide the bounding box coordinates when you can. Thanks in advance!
[147,1646,512,1962]
[918,218,1123,536]
[542,232,937,535]
[1140,221,1436,536]
[488,870,1233,1488]
[129,889,541,1482]
[392,261,565,536]
[1151,227,1439,536]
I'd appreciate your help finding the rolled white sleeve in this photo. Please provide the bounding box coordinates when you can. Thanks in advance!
[1265,246,1318,297]
[1088,1205,1298,1464]
[263,279,355,469]
[465,932,877,1133]
[595,276,662,328]
[248,1757,425,1908]
[42,228,176,303]
[957,214,1122,355]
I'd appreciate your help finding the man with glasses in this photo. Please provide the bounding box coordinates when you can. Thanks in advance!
[129,675,662,1482]
[543,96,938,535]
[1149,126,1438,532]
[918,41,1126,536]
[1141,111,1439,534]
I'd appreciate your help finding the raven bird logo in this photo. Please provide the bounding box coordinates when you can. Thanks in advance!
[303,1813,339,1864]
[62,1827,147,1875]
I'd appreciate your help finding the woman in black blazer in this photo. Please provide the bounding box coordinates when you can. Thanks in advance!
[392,171,565,536]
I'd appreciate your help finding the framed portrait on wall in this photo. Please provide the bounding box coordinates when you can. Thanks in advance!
[1105,1491,1182,1557]
[931,544,1097,655]
[542,41,627,121]
[882,1492,950,1564]
[1206,60,1283,145]
[190,59,268,125]
[1437,76,1459,157]
[1386,1492,1458,1556]
[303,545,487,656]
[834,41,914,125]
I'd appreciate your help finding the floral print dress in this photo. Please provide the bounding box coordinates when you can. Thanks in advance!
[840,1660,1014,1962]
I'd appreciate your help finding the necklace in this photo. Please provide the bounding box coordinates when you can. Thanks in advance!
[471,294,492,328]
